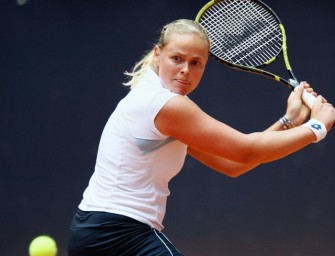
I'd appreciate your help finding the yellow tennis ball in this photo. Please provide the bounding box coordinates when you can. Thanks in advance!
[29,235,57,256]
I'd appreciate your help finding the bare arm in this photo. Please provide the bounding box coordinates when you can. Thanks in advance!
[186,116,286,178]
[156,95,315,164]
[155,82,334,177]
[187,147,260,178]
[187,115,306,178]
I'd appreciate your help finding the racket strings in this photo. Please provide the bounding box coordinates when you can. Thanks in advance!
[207,3,279,62]
[199,0,283,67]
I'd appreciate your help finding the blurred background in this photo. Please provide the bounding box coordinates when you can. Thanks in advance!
[1,0,335,255]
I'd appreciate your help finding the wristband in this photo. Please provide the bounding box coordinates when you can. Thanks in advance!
[279,115,295,129]
[302,119,327,143]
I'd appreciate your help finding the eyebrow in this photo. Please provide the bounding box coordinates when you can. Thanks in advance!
[170,50,206,60]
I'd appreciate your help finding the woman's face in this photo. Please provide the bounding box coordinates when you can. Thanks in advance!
[154,33,209,96]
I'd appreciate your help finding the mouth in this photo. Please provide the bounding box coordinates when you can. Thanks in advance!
[175,79,190,85]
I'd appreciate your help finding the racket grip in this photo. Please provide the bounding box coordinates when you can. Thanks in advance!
[302,90,316,109]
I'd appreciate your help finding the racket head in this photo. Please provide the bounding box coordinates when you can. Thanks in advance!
[196,0,285,69]
[196,0,317,109]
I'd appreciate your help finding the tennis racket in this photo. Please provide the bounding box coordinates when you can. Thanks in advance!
[195,0,316,109]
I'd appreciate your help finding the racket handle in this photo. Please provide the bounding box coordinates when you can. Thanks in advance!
[290,79,315,109]
[302,90,316,109]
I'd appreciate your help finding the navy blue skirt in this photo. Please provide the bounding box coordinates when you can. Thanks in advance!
[68,209,183,256]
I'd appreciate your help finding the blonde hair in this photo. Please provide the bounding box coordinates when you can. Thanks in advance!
[123,19,210,89]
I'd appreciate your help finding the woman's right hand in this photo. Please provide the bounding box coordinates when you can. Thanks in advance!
[310,95,335,131]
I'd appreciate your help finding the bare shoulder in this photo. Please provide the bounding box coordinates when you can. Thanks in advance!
[155,95,229,142]
[160,95,200,116]
[155,95,203,135]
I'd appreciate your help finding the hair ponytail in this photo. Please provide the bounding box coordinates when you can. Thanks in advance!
[122,50,155,89]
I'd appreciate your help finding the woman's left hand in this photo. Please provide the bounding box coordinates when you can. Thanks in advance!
[285,81,317,126]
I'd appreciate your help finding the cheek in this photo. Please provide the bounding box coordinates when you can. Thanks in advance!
[158,69,171,86]
[192,68,205,81]
[159,62,177,78]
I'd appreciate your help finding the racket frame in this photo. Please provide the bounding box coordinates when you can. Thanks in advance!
[196,0,316,108]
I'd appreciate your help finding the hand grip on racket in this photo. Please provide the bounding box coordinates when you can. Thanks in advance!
[195,0,317,109]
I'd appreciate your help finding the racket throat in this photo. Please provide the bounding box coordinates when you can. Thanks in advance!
[287,69,299,88]
[288,78,299,88]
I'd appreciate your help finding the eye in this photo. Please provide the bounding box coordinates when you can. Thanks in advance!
[191,60,203,67]
[172,56,183,63]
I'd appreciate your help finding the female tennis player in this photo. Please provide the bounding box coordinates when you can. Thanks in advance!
[68,19,335,256]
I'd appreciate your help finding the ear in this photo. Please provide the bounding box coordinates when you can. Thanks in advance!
[154,45,160,57]
[153,46,160,72]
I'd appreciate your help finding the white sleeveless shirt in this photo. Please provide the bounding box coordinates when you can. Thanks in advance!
[78,68,188,231]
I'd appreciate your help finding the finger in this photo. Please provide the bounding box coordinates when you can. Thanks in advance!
[316,95,327,104]
[294,83,305,98]
[305,88,317,96]
[300,81,310,88]
[322,97,328,103]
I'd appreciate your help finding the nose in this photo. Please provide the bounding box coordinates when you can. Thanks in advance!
[180,63,189,75]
